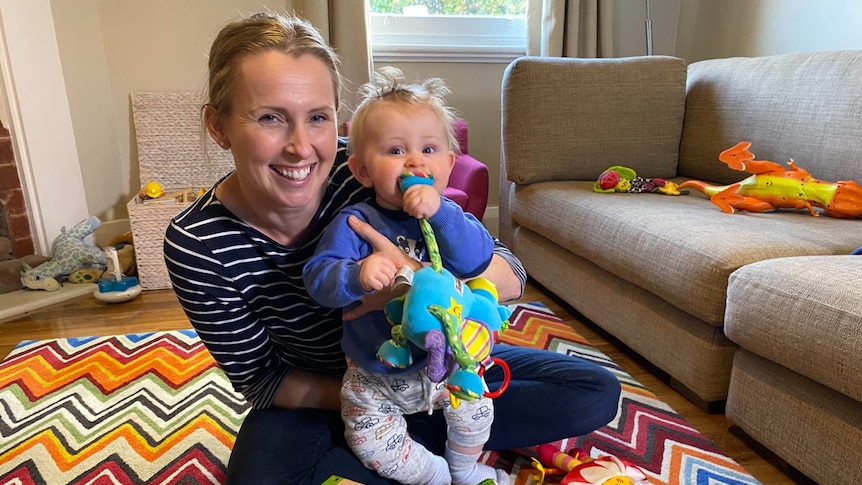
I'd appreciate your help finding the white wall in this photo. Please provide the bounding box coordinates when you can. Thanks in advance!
[676,0,862,62]
[0,0,89,254]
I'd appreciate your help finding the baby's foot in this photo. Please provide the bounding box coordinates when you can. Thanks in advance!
[451,465,510,485]
[473,469,510,485]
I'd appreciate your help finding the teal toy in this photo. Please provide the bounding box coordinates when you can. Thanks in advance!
[376,172,512,406]
[94,246,141,303]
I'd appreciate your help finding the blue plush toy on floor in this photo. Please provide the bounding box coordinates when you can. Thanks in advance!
[853,246,862,255]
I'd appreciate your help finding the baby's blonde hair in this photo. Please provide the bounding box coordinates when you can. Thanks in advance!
[348,66,460,156]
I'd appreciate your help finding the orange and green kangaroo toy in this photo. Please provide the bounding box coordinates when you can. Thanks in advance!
[678,141,862,218]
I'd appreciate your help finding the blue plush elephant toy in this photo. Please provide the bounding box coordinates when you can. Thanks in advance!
[375,174,512,406]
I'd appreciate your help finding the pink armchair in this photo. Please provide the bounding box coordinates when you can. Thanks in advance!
[342,118,489,220]
[444,119,489,221]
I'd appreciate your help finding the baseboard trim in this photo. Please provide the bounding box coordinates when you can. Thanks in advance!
[483,206,499,237]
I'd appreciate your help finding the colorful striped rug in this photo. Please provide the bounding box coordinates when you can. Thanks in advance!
[0,302,759,484]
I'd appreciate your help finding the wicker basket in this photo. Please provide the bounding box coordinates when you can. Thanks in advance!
[127,92,233,290]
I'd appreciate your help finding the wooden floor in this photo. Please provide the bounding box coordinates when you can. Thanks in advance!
[0,281,813,485]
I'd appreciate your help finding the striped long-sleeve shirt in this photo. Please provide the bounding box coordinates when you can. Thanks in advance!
[163,140,526,409]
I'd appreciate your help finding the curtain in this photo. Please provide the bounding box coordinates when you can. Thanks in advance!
[289,1,373,122]
[527,0,618,58]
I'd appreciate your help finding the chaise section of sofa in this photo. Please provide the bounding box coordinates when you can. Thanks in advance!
[725,256,862,484]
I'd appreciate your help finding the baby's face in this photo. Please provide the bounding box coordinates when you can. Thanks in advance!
[358,103,455,209]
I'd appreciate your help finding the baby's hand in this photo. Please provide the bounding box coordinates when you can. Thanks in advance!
[359,254,398,291]
[403,184,441,219]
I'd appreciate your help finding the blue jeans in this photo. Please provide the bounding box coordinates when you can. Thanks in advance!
[225,344,621,485]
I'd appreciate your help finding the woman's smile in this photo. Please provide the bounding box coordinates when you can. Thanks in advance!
[271,163,315,183]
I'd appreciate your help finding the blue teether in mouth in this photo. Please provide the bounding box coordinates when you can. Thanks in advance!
[398,171,435,192]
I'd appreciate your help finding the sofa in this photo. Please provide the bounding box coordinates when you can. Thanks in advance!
[499,50,862,484]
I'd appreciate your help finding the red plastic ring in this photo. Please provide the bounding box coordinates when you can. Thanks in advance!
[483,357,510,399]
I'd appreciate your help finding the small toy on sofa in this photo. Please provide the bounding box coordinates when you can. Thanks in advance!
[678,141,862,218]
[534,444,649,485]
[594,166,683,195]
[20,216,106,291]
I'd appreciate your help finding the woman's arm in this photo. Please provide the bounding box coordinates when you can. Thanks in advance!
[479,252,524,302]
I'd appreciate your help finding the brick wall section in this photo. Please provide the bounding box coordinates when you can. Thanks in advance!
[0,122,35,258]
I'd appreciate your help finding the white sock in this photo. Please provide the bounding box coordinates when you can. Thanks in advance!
[421,454,452,485]
[445,443,510,485]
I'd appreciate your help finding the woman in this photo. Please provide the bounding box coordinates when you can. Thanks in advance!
[163,11,620,485]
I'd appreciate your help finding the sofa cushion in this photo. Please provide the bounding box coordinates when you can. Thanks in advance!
[502,55,686,185]
[681,50,862,186]
[725,255,862,402]
[509,181,862,325]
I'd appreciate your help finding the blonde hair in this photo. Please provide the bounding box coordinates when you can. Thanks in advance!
[348,66,459,156]
[206,12,342,120]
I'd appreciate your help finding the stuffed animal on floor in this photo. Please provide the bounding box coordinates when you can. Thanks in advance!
[376,173,511,407]
[678,141,862,218]
[594,166,683,195]
[20,216,106,291]
[535,444,649,485]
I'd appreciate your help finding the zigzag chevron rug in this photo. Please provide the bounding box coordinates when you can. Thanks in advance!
[0,302,759,484]
[487,302,760,484]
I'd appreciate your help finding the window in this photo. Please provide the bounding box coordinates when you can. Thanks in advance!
[369,1,527,63]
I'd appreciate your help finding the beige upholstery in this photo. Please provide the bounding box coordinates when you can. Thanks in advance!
[500,51,862,484]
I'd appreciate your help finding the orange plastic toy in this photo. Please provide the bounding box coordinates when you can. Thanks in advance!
[678,141,862,218]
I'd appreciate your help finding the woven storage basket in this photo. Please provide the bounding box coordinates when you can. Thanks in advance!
[127,92,233,290]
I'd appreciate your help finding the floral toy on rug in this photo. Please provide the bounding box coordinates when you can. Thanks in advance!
[594,166,683,196]
[377,173,512,408]
[678,141,862,218]
[534,444,649,485]
[20,216,106,291]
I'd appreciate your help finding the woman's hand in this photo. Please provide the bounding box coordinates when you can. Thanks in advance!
[348,215,420,271]
[344,215,420,319]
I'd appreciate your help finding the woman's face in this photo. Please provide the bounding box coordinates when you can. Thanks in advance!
[210,51,338,214]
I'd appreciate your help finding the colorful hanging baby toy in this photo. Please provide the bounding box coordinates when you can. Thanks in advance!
[376,173,511,408]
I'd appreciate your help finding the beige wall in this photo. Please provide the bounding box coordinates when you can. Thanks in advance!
[676,0,862,62]
[51,0,286,222]
[49,1,682,225]
[46,0,862,227]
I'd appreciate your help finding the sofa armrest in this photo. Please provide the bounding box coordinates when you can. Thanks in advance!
[501,56,687,186]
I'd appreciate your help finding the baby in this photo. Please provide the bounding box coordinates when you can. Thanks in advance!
[304,67,508,485]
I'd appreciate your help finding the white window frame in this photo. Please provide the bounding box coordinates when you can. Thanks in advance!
[369,14,526,63]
